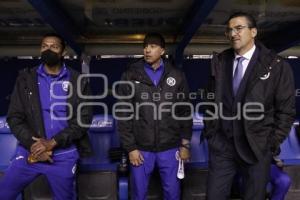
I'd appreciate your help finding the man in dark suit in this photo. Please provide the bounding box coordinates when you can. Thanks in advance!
[204,12,295,200]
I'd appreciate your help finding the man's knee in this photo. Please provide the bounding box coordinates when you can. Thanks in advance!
[275,173,291,190]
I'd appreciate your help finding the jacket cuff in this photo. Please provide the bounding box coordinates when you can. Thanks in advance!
[24,139,35,151]
[269,135,281,155]
[181,129,192,140]
[125,145,138,153]
[53,134,66,148]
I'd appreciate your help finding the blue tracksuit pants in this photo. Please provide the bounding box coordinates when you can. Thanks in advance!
[0,146,79,200]
[130,148,180,200]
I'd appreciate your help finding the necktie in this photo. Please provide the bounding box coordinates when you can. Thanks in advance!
[233,56,245,96]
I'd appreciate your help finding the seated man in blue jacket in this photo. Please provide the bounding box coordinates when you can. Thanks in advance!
[0,33,92,200]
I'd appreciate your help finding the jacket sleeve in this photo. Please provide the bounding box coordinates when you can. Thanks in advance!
[7,75,35,150]
[53,77,93,148]
[177,71,193,141]
[116,71,137,152]
[270,59,296,153]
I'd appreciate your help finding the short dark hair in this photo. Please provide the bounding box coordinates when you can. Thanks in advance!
[226,12,257,28]
[42,33,66,50]
[143,32,165,48]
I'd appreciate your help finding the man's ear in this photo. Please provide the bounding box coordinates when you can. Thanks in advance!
[251,28,257,38]
[62,49,67,57]
[161,48,165,56]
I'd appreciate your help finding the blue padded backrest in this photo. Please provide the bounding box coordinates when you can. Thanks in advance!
[0,116,18,171]
[90,114,120,148]
[288,59,300,116]
[80,115,116,168]
[0,116,10,133]
[190,113,208,165]
[89,115,115,133]
[279,121,300,165]
[192,113,204,130]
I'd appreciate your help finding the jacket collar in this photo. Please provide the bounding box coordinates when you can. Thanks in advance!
[131,58,173,86]
[37,63,68,80]
[219,41,278,95]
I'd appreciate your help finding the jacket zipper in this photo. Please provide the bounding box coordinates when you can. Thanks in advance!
[27,89,34,118]
[27,89,39,137]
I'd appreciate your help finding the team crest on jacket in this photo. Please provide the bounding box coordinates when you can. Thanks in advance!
[260,72,270,80]
[62,81,70,92]
[166,77,176,86]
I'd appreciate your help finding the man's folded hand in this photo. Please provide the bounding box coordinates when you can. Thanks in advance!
[28,151,53,163]
[30,137,57,158]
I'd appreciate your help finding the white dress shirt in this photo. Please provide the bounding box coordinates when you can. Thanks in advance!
[233,45,256,77]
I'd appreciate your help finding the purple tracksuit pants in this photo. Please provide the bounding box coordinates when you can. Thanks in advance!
[130,148,180,200]
[0,146,79,200]
[270,164,291,200]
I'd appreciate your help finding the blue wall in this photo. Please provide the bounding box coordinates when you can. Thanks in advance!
[288,59,300,119]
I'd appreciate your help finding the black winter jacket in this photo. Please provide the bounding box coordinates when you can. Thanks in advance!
[7,66,93,157]
[117,59,192,152]
[204,42,296,159]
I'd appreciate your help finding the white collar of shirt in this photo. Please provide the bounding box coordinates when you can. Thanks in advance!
[233,44,256,77]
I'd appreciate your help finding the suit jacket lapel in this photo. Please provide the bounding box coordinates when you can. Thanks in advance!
[244,50,272,95]
[222,51,235,98]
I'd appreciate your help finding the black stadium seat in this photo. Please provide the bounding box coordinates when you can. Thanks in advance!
[23,175,52,200]
[77,115,126,200]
